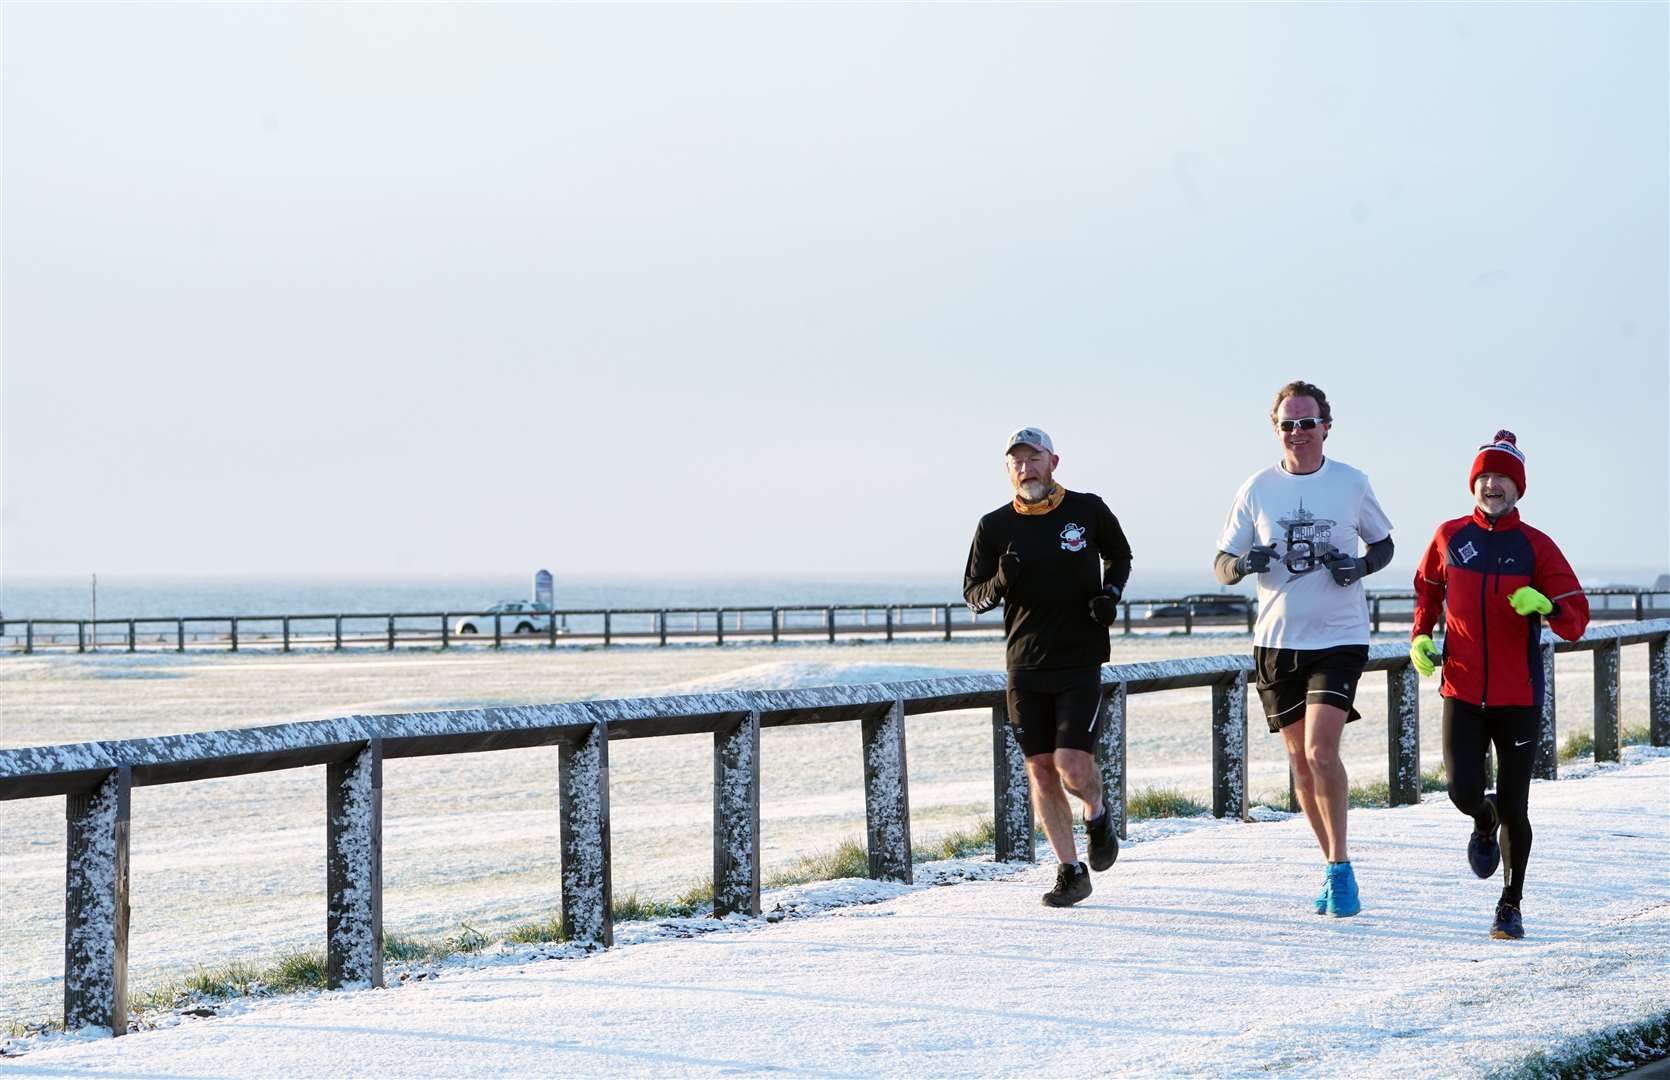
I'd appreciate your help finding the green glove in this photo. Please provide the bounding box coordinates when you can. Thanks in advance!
[1410,635,1440,677]
[1508,586,1553,616]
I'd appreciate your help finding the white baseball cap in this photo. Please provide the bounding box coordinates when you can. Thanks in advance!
[1004,427,1054,455]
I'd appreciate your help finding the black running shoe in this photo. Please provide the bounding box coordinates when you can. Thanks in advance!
[1490,901,1524,940]
[1468,793,1501,879]
[1086,807,1119,872]
[1042,862,1092,907]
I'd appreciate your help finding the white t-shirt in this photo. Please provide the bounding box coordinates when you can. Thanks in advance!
[1216,458,1393,650]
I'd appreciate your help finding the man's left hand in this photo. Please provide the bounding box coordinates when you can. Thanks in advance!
[1324,552,1365,587]
[1089,590,1121,627]
[1508,586,1553,616]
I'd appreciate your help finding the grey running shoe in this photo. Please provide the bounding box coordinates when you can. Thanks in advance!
[1468,794,1501,879]
[1490,901,1524,940]
[1086,807,1119,872]
[1042,861,1092,907]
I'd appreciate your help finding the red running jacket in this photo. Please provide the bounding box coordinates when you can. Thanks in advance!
[1412,508,1588,709]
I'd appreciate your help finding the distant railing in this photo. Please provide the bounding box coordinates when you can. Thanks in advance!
[4,588,1664,654]
[3,619,1665,1037]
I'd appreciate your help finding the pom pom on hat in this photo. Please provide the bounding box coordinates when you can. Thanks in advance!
[1470,429,1527,497]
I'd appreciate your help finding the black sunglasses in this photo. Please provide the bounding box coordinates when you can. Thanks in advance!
[1278,417,1327,432]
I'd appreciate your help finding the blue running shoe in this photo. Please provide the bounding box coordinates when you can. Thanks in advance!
[1314,868,1332,915]
[1490,901,1524,940]
[1325,861,1361,918]
[1468,794,1501,879]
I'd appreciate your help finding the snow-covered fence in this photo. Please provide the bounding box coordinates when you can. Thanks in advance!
[7,590,1662,655]
[3,620,1666,1037]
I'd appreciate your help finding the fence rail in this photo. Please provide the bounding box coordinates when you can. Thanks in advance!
[5,589,1667,654]
[2,619,1666,1035]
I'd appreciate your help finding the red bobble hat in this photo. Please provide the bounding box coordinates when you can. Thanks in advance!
[1469,429,1527,496]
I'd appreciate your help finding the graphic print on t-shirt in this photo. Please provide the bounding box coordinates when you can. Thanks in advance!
[1059,523,1087,552]
[1276,500,1337,575]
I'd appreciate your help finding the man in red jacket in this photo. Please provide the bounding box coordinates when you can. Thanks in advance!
[1410,431,1589,940]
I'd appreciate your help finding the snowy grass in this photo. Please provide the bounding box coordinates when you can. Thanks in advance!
[119,926,494,1020]
[1127,784,1209,818]
[1485,1010,1670,1080]
[1560,721,1652,762]
[1348,765,1449,808]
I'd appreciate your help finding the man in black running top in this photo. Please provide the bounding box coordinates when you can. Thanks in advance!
[964,426,1132,908]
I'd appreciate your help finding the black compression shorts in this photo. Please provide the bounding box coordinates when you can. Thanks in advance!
[1252,644,1368,733]
[1005,666,1105,757]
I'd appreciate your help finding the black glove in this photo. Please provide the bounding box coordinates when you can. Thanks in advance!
[1088,590,1120,627]
[1237,543,1278,576]
[1323,551,1365,587]
[995,546,1021,590]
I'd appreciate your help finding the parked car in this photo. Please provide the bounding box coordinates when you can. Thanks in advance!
[454,601,553,636]
[1145,594,1253,619]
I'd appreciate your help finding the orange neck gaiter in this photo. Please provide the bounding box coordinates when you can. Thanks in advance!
[1014,484,1066,515]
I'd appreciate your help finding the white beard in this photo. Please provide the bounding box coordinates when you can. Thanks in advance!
[1018,479,1051,501]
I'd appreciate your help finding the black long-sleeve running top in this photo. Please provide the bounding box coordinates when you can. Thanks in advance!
[963,490,1133,672]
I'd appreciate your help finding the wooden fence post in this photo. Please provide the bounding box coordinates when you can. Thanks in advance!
[1387,663,1421,806]
[1649,634,1669,748]
[712,711,761,917]
[64,766,131,1035]
[176,619,184,653]
[1593,640,1621,762]
[559,722,613,946]
[229,618,238,652]
[942,605,953,641]
[991,703,1034,863]
[1096,681,1129,840]
[861,698,912,882]
[1211,675,1248,820]
[1534,641,1559,780]
[326,739,383,989]
[716,610,725,647]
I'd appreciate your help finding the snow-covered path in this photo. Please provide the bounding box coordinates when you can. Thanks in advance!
[16,756,1669,1078]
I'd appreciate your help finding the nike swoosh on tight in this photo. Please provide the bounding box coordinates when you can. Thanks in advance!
[1515,740,1531,747]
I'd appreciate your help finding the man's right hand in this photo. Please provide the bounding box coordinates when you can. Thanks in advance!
[996,546,1021,589]
[1237,543,1278,576]
[1410,635,1440,678]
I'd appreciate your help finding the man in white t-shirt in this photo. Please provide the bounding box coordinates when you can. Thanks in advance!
[1214,380,1395,918]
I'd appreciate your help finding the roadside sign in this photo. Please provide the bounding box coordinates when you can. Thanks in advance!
[533,569,554,609]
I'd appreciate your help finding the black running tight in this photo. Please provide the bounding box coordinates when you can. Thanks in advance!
[1443,699,1537,906]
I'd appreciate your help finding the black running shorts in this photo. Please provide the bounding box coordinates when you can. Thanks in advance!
[1252,644,1368,734]
[1005,666,1105,757]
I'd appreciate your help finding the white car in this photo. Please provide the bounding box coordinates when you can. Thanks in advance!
[454,601,553,636]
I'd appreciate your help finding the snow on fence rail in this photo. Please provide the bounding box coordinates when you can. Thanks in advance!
[3,620,1666,1037]
[5,589,1667,654]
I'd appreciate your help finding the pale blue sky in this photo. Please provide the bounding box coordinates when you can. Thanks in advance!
[3,3,1665,581]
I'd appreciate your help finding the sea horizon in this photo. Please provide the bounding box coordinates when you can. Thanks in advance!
[0,564,1663,621]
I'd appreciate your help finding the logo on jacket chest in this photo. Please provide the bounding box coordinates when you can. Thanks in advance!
[1457,541,1478,564]
[1059,523,1088,552]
